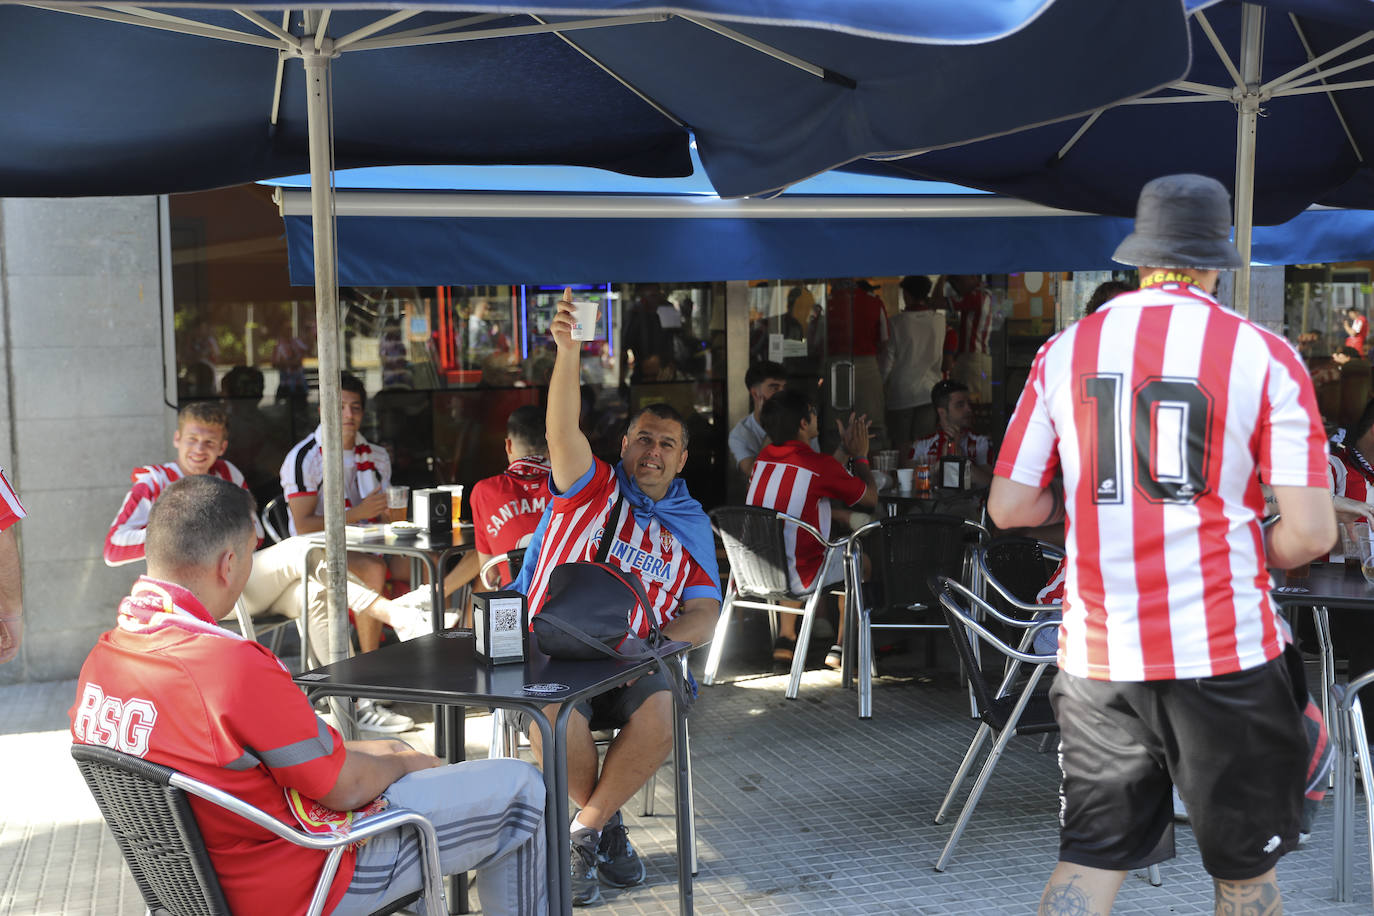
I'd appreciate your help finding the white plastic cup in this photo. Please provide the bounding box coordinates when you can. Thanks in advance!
[896,468,915,491]
[570,299,598,341]
[385,485,408,510]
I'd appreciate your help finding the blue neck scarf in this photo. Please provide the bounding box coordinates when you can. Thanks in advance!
[513,461,719,596]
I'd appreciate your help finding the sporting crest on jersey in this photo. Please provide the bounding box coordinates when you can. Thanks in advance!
[660,528,675,554]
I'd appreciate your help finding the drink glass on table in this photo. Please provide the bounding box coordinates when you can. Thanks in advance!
[896,468,915,492]
[1340,520,1364,572]
[386,485,409,522]
[440,484,464,530]
[1360,528,1374,586]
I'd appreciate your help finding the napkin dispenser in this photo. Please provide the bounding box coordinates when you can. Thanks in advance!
[939,455,972,490]
[473,590,527,665]
[411,487,453,539]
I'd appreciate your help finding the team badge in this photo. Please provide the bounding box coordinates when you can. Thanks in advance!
[660,528,675,553]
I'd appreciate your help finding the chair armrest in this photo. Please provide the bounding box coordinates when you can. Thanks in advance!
[168,773,438,853]
[933,576,1057,664]
[973,545,1061,615]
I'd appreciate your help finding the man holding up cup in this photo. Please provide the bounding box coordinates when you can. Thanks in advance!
[513,289,721,907]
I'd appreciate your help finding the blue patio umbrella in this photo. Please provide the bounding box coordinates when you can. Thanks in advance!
[0,0,1192,723]
[855,0,1374,309]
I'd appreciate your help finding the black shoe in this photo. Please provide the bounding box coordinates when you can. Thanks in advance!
[596,811,646,888]
[570,826,602,906]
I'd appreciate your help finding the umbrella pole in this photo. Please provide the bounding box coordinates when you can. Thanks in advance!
[303,41,356,739]
[1233,3,1264,316]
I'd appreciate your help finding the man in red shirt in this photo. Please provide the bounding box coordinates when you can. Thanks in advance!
[391,405,551,619]
[990,174,1335,914]
[1345,307,1369,357]
[747,388,876,667]
[72,475,546,916]
[823,279,891,450]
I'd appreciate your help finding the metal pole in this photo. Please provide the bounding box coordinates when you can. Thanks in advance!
[1233,3,1264,316]
[302,39,356,739]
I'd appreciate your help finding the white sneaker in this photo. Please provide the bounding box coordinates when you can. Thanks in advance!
[354,698,413,734]
[387,588,434,641]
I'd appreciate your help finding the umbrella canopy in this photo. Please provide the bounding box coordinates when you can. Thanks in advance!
[0,0,1191,735]
[855,0,1374,306]
[0,1,1192,199]
[271,161,1374,282]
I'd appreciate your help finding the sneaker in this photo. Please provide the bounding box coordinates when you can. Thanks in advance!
[824,645,843,670]
[597,811,645,888]
[570,826,602,906]
[387,589,434,641]
[354,698,413,734]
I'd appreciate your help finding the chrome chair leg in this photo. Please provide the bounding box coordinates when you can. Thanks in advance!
[857,606,875,719]
[1146,864,1162,886]
[701,585,735,686]
[933,722,992,826]
[787,586,823,699]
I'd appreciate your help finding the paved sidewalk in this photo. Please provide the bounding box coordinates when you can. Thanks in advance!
[3,653,1370,915]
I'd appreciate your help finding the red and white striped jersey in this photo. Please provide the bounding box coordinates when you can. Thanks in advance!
[1037,558,1067,605]
[279,425,391,536]
[907,429,991,467]
[954,287,993,355]
[0,468,25,533]
[1328,442,1374,504]
[105,460,258,566]
[522,459,715,637]
[996,281,1328,682]
[746,441,866,593]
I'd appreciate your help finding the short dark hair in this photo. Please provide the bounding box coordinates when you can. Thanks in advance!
[507,404,547,453]
[1086,280,1136,315]
[626,402,689,448]
[177,400,228,431]
[786,286,810,309]
[745,361,788,393]
[340,372,367,409]
[760,388,814,446]
[146,475,256,572]
[900,275,932,300]
[931,379,969,413]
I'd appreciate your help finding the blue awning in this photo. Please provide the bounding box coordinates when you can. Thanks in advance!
[272,162,1374,285]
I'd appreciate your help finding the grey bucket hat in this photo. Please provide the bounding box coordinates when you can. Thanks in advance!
[1112,173,1243,270]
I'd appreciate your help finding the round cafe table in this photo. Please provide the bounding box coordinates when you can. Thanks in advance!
[878,485,989,520]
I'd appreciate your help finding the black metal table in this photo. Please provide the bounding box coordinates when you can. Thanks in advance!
[1271,563,1374,902]
[294,632,694,916]
[877,485,988,520]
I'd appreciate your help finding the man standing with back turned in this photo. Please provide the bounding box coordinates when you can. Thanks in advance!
[989,174,1335,914]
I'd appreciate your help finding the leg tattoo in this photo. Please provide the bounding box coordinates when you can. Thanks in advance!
[1214,878,1281,916]
[1040,875,1102,916]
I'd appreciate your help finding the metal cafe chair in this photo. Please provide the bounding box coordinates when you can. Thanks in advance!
[478,548,527,589]
[71,743,447,916]
[223,493,304,664]
[702,506,848,700]
[843,514,988,719]
[1332,669,1374,903]
[930,575,1060,872]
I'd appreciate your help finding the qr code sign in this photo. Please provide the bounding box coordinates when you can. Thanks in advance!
[493,606,520,630]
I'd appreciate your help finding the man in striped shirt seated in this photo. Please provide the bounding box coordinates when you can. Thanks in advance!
[746,388,876,668]
[990,174,1335,914]
[513,290,721,907]
[106,401,424,734]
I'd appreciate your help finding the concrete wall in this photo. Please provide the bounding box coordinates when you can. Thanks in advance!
[0,196,172,684]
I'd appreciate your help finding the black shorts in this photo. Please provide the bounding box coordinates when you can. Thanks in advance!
[1052,655,1307,880]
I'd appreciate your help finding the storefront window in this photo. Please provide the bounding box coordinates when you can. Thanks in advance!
[166,184,730,507]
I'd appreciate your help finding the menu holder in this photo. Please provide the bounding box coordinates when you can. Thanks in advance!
[473,590,528,665]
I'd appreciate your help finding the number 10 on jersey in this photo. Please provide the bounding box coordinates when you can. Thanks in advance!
[1081,373,1213,506]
